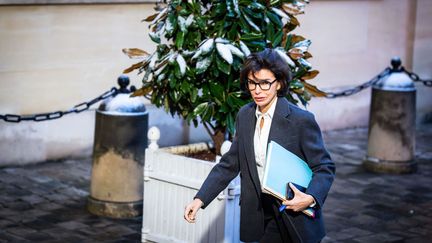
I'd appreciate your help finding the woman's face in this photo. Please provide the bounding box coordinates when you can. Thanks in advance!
[247,69,281,113]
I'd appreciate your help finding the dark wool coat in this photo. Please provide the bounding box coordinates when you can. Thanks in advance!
[195,98,336,243]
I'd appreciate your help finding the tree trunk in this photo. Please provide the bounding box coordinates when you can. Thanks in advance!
[212,128,226,156]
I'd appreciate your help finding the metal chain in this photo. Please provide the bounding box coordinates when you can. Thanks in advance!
[1,67,429,122]
[0,87,118,123]
[402,68,432,87]
[324,68,392,98]
[324,67,432,98]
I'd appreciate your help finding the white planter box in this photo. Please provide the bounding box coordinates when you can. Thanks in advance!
[142,139,241,243]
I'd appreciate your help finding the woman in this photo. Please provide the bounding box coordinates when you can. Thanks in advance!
[184,48,335,243]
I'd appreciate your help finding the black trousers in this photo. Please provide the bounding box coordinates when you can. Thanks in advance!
[259,193,294,243]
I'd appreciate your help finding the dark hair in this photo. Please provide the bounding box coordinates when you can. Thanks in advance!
[240,48,292,97]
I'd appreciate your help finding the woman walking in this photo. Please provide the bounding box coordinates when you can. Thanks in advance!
[184,48,335,243]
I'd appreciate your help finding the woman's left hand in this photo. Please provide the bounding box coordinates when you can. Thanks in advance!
[281,183,315,212]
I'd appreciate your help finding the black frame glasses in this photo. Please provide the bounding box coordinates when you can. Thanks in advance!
[247,79,278,91]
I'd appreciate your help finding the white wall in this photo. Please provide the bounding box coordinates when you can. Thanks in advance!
[0,0,431,166]
[296,0,432,129]
[413,0,432,123]
[0,3,203,166]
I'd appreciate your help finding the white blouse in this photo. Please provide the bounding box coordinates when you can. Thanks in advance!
[254,97,278,186]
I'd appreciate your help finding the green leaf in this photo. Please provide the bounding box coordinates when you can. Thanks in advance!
[193,102,208,116]
[240,32,264,41]
[215,20,225,37]
[196,56,212,74]
[192,119,198,127]
[213,2,227,17]
[176,54,187,76]
[245,40,266,49]
[242,6,262,19]
[296,93,308,107]
[174,63,182,79]
[219,103,229,113]
[216,56,231,75]
[285,34,306,50]
[241,10,261,32]
[227,92,244,107]
[227,23,239,40]
[170,90,180,102]
[199,39,215,55]
[226,113,235,135]
[165,13,177,36]
[202,103,214,121]
[151,91,159,106]
[195,16,206,29]
[273,30,283,47]
[269,0,281,7]
[210,82,224,100]
[216,43,233,64]
[180,81,189,94]
[266,22,275,44]
[249,2,265,10]
[266,11,283,28]
[299,58,312,70]
[285,34,293,50]
[179,10,189,16]
[169,74,177,88]
[211,64,220,77]
[175,31,185,49]
[202,84,210,97]
[239,14,251,33]
[238,0,253,5]
[286,92,298,105]
[164,95,170,113]
[290,79,304,90]
[191,89,198,103]
[239,41,251,56]
[226,0,236,17]
[178,16,187,32]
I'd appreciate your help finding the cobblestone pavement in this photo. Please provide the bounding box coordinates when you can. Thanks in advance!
[0,159,142,243]
[322,124,432,243]
[0,124,431,242]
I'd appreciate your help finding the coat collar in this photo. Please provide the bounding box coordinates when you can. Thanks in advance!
[273,96,291,119]
[247,97,292,121]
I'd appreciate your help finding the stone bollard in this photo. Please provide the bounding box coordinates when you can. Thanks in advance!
[87,75,149,218]
[363,57,417,173]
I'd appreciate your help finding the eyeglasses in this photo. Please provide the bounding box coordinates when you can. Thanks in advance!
[247,79,277,91]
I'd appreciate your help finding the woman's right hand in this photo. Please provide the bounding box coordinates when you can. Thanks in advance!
[184,198,204,223]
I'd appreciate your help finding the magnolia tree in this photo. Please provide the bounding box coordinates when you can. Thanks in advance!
[124,0,325,154]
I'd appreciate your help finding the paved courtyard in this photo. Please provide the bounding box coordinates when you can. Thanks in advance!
[322,124,432,242]
[0,124,431,242]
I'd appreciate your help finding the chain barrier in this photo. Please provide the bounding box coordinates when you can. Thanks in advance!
[402,68,432,87]
[324,67,432,98]
[324,68,391,98]
[0,87,118,123]
[1,66,430,122]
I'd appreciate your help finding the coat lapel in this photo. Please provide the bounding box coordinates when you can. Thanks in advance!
[242,103,261,195]
[268,98,292,145]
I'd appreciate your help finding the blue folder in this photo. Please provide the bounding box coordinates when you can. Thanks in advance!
[262,141,312,201]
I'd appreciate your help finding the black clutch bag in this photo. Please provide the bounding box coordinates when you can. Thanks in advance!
[286,182,307,200]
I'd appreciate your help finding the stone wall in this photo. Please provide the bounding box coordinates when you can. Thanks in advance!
[0,0,431,165]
